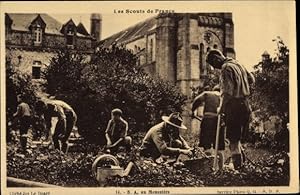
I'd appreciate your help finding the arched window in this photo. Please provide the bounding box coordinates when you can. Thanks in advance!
[149,39,153,62]
[199,43,204,75]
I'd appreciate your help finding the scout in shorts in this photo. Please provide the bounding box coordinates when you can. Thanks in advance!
[192,85,225,170]
[206,49,255,170]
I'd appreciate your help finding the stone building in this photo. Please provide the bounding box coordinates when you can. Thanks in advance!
[5,13,102,79]
[101,13,235,130]
[101,13,235,97]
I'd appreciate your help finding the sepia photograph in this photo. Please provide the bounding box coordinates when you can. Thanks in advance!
[0,1,298,194]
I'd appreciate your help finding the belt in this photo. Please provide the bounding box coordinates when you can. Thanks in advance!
[203,112,218,117]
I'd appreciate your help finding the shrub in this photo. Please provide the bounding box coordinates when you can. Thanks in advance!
[249,37,289,151]
[6,59,39,141]
[43,46,187,144]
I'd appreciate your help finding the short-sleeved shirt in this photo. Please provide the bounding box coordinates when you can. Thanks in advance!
[220,58,254,99]
[105,118,128,142]
[141,122,189,156]
[15,102,31,117]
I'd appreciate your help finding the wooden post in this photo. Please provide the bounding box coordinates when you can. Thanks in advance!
[213,114,221,171]
[7,177,60,187]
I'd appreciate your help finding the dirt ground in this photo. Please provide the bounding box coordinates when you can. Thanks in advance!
[6,138,289,187]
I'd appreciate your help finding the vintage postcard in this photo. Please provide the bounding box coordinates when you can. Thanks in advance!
[0,1,298,195]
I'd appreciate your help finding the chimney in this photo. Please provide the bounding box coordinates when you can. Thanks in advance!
[90,13,102,42]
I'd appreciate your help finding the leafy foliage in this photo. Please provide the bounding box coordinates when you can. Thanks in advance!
[249,37,289,151]
[43,46,187,144]
[7,142,289,187]
[6,59,39,141]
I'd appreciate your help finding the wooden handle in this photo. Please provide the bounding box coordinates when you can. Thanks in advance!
[213,114,221,171]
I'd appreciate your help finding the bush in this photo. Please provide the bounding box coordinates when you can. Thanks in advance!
[43,46,187,144]
[6,59,39,141]
[249,37,289,151]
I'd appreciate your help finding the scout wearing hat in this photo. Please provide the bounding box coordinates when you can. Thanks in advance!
[140,112,192,160]
[105,108,132,153]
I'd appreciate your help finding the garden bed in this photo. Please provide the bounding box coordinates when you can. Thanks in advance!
[7,141,289,187]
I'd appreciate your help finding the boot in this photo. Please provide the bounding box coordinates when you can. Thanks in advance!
[53,138,61,150]
[61,142,69,154]
[217,151,225,171]
[232,154,242,170]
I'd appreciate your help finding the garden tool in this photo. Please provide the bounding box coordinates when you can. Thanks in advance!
[182,150,214,175]
[179,115,215,174]
[240,145,259,167]
[213,114,221,171]
[92,154,134,186]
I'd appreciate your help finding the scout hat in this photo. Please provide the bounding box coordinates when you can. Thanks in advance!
[162,112,187,130]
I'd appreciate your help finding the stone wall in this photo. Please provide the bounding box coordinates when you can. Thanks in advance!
[76,37,93,51]
[176,15,190,96]
[6,48,57,74]
[125,36,147,66]
[43,34,65,49]
[6,31,93,51]
[156,15,177,83]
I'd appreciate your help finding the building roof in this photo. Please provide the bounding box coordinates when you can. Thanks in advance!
[262,50,270,56]
[100,13,231,48]
[77,22,90,36]
[7,13,63,35]
[101,16,157,47]
[7,13,90,37]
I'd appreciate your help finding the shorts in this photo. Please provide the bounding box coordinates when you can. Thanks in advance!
[199,117,225,150]
[19,116,31,135]
[224,98,251,142]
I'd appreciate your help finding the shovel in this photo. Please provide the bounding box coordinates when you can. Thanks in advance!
[213,114,221,171]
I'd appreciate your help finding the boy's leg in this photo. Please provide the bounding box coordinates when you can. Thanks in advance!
[199,118,213,154]
[53,119,64,150]
[229,140,242,170]
[217,150,225,170]
[19,117,31,153]
[61,113,76,153]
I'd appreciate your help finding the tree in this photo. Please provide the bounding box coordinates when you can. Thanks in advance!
[6,58,39,141]
[43,46,187,144]
[250,37,289,150]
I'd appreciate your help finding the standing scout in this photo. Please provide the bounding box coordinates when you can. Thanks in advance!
[36,99,77,153]
[191,85,226,170]
[105,108,132,153]
[206,49,255,170]
[140,112,192,161]
[13,94,32,153]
